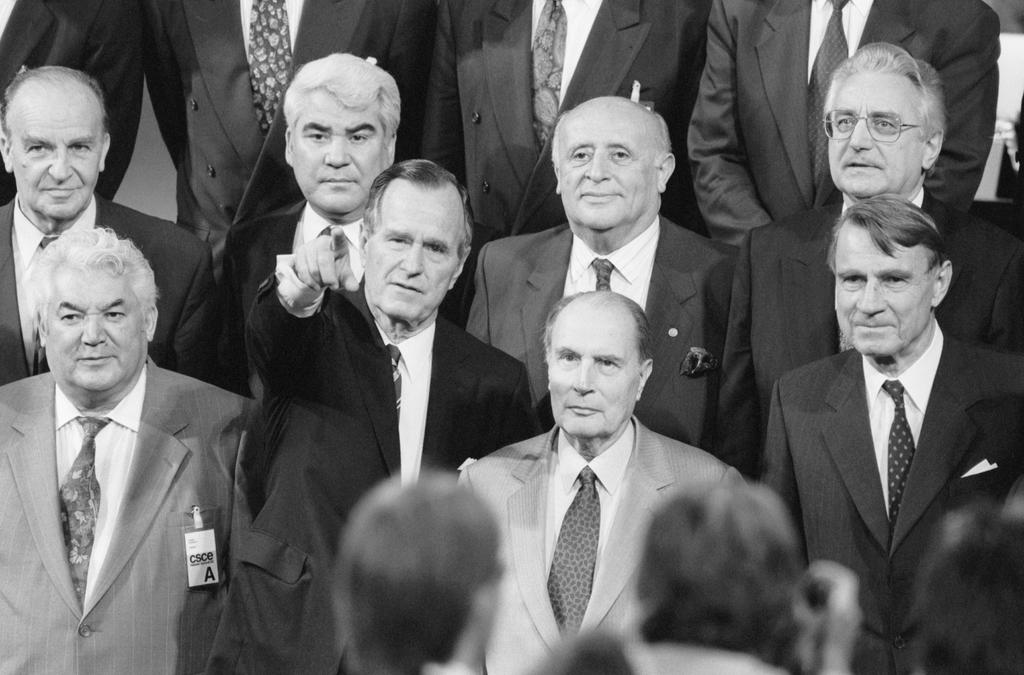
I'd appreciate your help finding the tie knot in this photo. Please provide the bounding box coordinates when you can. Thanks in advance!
[76,416,110,440]
[882,380,905,406]
[578,466,597,489]
[832,0,850,13]
[386,344,402,368]
[592,258,614,291]
[39,234,60,250]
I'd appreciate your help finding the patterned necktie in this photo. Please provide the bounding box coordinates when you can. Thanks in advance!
[882,380,915,540]
[592,258,614,292]
[59,416,111,603]
[807,0,850,196]
[532,0,567,148]
[248,0,293,135]
[32,234,60,374]
[386,344,402,412]
[548,466,600,634]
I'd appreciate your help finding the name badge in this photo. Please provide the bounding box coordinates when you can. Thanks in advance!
[183,505,220,588]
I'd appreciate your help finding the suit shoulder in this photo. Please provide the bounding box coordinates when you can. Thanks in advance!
[0,376,49,420]
[643,427,735,481]
[148,366,253,416]
[440,318,531,373]
[660,218,734,259]
[103,201,208,259]
[776,351,854,397]
[478,226,570,267]
[465,433,549,483]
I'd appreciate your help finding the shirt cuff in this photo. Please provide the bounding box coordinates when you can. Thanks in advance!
[274,254,325,318]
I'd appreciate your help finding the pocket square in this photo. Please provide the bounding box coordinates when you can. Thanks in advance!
[680,347,719,378]
[961,459,998,478]
[457,458,478,472]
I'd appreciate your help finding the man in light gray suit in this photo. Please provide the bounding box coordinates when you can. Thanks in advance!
[463,291,738,675]
[0,228,250,674]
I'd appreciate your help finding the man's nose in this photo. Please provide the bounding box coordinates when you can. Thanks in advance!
[81,315,106,344]
[48,149,74,181]
[324,136,350,167]
[856,278,886,314]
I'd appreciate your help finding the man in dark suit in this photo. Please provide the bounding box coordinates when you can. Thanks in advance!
[689,0,999,244]
[140,0,435,273]
[468,97,734,458]
[0,0,142,205]
[211,160,537,673]
[0,227,251,674]
[718,44,1024,477]
[764,196,1024,674]
[0,67,217,387]
[423,0,711,238]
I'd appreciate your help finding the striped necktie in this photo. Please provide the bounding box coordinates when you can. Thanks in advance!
[386,344,402,412]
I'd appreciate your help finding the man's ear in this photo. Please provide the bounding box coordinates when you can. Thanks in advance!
[921,130,942,173]
[0,131,13,175]
[930,259,952,309]
[284,127,294,168]
[655,152,676,193]
[98,132,110,173]
[144,305,158,342]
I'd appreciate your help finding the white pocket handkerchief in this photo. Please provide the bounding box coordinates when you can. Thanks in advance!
[961,459,998,478]
[457,458,478,472]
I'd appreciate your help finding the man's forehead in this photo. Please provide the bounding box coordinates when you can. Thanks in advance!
[831,72,919,111]
[551,301,637,353]
[297,91,385,128]
[560,106,654,147]
[836,226,932,268]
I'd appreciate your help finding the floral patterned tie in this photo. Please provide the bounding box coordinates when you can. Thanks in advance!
[59,416,110,603]
[548,466,600,633]
[532,0,567,148]
[807,0,850,195]
[248,0,293,135]
[592,258,614,292]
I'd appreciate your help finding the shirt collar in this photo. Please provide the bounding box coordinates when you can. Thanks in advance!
[813,0,871,13]
[862,322,943,412]
[567,216,659,286]
[13,195,96,268]
[376,320,435,384]
[554,418,635,497]
[299,203,363,245]
[55,364,147,433]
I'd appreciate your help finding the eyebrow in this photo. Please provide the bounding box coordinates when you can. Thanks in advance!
[57,299,126,313]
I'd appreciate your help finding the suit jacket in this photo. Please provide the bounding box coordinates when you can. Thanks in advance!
[717,194,1024,477]
[423,0,711,239]
[467,219,735,456]
[0,197,219,387]
[463,420,740,675]
[0,365,252,675]
[140,0,436,271]
[213,282,540,673]
[0,0,142,203]
[688,0,1000,244]
[763,340,1024,674]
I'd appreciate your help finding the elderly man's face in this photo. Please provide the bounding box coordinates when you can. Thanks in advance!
[286,90,395,224]
[828,72,942,201]
[39,268,156,413]
[362,179,466,337]
[0,80,109,232]
[833,224,950,372]
[547,297,652,456]
[554,99,673,245]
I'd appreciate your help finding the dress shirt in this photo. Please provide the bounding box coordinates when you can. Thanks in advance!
[862,323,943,511]
[292,203,364,282]
[376,321,435,486]
[0,0,17,43]
[55,366,147,608]
[563,216,659,308]
[807,0,873,82]
[239,0,303,55]
[12,196,97,371]
[532,0,602,103]
[545,418,635,570]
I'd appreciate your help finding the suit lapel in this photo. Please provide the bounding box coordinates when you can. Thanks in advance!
[0,202,30,382]
[522,230,572,402]
[0,0,55,87]
[422,320,470,468]
[756,0,814,207]
[507,432,561,649]
[84,368,191,614]
[822,354,890,551]
[860,0,915,48]
[783,212,839,367]
[182,0,263,165]
[7,379,81,615]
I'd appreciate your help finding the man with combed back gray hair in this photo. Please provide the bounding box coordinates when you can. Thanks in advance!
[0,227,251,675]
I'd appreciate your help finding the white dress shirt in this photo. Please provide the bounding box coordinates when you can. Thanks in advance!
[377,322,435,486]
[239,0,303,55]
[0,0,17,43]
[292,203,365,282]
[863,323,943,512]
[55,366,147,608]
[12,196,97,371]
[532,0,602,103]
[563,217,659,308]
[807,0,873,82]
[545,419,634,570]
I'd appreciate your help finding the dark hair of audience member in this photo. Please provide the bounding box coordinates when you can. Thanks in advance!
[637,482,802,667]
[827,195,947,272]
[528,631,636,675]
[914,500,1024,675]
[336,472,502,675]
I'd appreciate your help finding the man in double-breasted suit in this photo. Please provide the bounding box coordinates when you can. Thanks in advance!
[0,228,251,675]
[689,0,999,244]
[764,197,1024,674]
[423,0,711,238]
[464,291,738,675]
[140,0,435,272]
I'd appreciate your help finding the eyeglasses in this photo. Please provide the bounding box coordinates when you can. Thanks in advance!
[823,111,921,143]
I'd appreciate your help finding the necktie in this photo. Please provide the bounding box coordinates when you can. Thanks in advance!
[807,0,850,196]
[32,234,60,374]
[548,466,600,633]
[59,416,111,603]
[386,344,402,412]
[882,380,915,540]
[532,0,567,148]
[248,0,293,135]
[592,258,614,292]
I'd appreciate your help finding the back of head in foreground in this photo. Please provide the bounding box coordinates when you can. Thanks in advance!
[337,472,502,675]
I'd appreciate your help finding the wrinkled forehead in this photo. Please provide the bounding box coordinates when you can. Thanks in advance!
[557,104,659,152]
[8,80,104,131]
[834,226,934,273]
[549,300,640,356]
[828,71,920,117]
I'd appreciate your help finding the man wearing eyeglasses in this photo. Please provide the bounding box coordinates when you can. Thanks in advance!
[716,42,1024,476]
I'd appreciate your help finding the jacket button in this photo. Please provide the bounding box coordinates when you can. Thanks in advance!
[893,633,906,650]
[78,624,93,638]
[206,164,216,178]
[190,98,199,111]
[471,111,481,124]
[482,180,490,193]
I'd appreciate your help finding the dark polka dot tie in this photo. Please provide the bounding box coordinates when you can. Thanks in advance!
[547,466,600,633]
[592,258,614,292]
[882,379,914,541]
